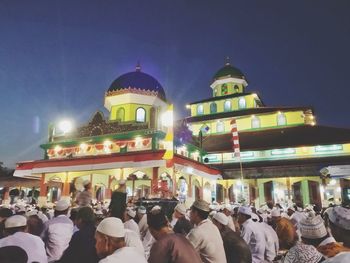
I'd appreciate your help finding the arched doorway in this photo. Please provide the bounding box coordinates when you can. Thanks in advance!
[177,176,188,203]
[228,185,235,203]
[203,182,212,203]
[150,107,157,128]
[47,177,62,203]
[95,184,106,202]
[216,184,224,203]
[193,179,201,200]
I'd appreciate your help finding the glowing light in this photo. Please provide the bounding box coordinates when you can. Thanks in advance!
[58,120,73,134]
[161,108,174,127]
[135,137,143,148]
[103,140,113,152]
[80,143,88,152]
[329,179,337,186]
[320,186,324,193]
[54,145,62,153]
[185,167,193,174]
[236,180,242,186]
[186,104,191,109]
[336,187,341,193]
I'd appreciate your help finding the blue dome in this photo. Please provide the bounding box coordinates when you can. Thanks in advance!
[108,68,166,100]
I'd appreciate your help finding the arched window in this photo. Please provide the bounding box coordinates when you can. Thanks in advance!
[197,104,204,115]
[117,108,125,121]
[216,121,224,133]
[234,85,240,92]
[277,112,287,126]
[238,97,246,109]
[136,107,146,122]
[224,100,231,112]
[210,102,217,114]
[251,116,260,129]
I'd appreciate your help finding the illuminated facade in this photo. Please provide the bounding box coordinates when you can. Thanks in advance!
[14,64,221,206]
[184,60,350,207]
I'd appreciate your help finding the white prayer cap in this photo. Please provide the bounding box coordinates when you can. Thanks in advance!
[151,205,161,212]
[5,215,27,228]
[271,208,281,217]
[137,206,147,214]
[213,212,229,226]
[223,204,232,211]
[55,200,70,211]
[174,203,186,216]
[96,217,125,238]
[119,179,126,185]
[127,209,136,218]
[95,210,103,215]
[15,205,26,213]
[191,200,210,212]
[238,206,252,216]
[209,211,217,217]
[83,179,90,186]
[328,206,350,230]
[300,214,327,239]
[26,210,38,217]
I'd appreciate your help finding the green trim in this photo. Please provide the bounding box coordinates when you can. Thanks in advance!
[40,130,166,150]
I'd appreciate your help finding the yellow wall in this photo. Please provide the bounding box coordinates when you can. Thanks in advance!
[190,94,257,117]
[190,110,305,135]
[212,83,245,97]
[110,103,153,122]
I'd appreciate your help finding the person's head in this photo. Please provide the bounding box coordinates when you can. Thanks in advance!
[173,203,186,219]
[328,206,350,247]
[95,217,126,259]
[287,206,295,217]
[222,204,232,217]
[212,212,229,232]
[300,214,328,247]
[137,206,146,220]
[125,208,136,222]
[275,218,298,250]
[83,180,92,190]
[69,208,79,225]
[190,200,210,225]
[4,215,27,236]
[0,208,13,222]
[267,201,274,210]
[0,246,28,263]
[76,207,95,229]
[54,199,70,217]
[147,209,171,240]
[237,206,252,225]
[27,215,43,236]
[270,208,281,228]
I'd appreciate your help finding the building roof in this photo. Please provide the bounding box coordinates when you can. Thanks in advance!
[186,106,312,123]
[201,125,350,152]
[107,66,166,100]
[213,62,245,80]
[188,92,253,105]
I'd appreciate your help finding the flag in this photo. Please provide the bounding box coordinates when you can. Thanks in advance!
[230,119,240,159]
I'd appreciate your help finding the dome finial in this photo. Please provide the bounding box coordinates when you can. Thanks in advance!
[225,56,230,66]
[135,60,141,72]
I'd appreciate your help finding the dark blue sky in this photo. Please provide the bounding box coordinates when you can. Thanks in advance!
[1,1,350,167]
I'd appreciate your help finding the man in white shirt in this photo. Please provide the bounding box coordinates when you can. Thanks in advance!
[222,204,236,232]
[95,217,147,262]
[187,200,227,263]
[41,199,74,262]
[0,215,47,263]
[238,206,266,263]
[124,208,140,236]
[137,206,148,239]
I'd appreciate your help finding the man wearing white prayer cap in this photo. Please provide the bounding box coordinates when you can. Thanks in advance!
[238,206,266,263]
[222,204,236,232]
[0,215,47,263]
[76,179,92,207]
[328,206,350,249]
[173,203,192,235]
[124,208,140,236]
[299,213,348,258]
[41,199,73,262]
[95,217,147,262]
[187,200,227,263]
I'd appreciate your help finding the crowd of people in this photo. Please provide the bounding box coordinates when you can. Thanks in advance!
[0,181,349,262]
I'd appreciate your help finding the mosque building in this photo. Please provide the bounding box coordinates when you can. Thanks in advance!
[183,60,350,208]
[11,60,350,208]
[13,63,221,206]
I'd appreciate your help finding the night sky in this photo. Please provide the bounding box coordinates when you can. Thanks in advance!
[1,1,350,168]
